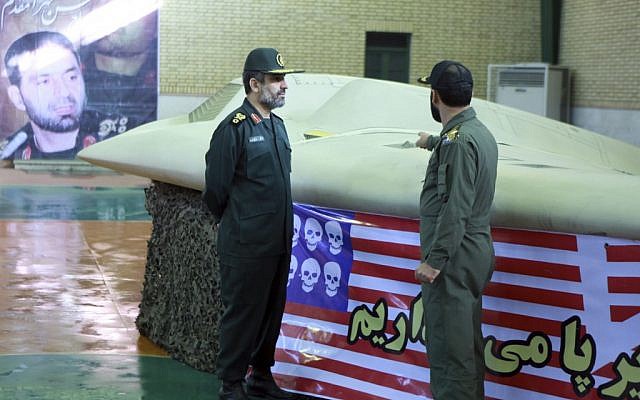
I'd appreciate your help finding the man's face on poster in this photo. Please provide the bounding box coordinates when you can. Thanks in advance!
[10,43,86,133]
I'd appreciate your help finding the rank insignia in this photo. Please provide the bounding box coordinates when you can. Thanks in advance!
[251,113,262,124]
[442,125,460,145]
[232,112,246,124]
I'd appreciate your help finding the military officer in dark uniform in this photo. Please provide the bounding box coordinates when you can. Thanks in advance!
[203,48,303,400]
[1,31,131,160]
[414,60,498,400]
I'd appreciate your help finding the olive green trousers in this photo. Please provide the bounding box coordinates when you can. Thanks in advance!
[421,257,494,400]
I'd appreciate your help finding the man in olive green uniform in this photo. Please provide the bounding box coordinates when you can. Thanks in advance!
[203,48,303,400]
[414,61,498,399]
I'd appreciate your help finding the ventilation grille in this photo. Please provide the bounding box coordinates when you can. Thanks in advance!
[498,71,545,87]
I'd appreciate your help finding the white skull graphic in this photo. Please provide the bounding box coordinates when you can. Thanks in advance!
[304,218,323,251]
[292,214,301,248]
[288,255,298,287]
[324,261,341,297]
[325,220,344,255]
[300,258,320,293]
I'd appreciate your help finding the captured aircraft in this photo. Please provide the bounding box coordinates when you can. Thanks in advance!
[78,73,640,400]
[78,73,640,241]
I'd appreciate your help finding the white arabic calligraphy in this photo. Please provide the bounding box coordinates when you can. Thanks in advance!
[1,0,91,31]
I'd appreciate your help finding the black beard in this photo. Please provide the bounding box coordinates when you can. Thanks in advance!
[259,89,285,110]
[23,95,84,133]
[430,92,441,123]
[27,110,81,133]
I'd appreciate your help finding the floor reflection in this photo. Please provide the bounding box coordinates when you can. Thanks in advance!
[0,182,222,398]
[0,186,149,220]
[0,354,218,399]
[0,220,156,355]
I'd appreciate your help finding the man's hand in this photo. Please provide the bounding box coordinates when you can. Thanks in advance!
[415,132,431,149]
[415,262,441,284]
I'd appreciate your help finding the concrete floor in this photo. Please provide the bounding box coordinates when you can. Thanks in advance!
[0,168,221,399]
[0,168,322,400]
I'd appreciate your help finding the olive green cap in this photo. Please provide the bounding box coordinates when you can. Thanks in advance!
[243,47,304,74]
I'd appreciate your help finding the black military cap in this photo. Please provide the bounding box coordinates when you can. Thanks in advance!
[417,60,473,90]
[243,48,304,74]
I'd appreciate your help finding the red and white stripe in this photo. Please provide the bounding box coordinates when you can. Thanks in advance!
[273,208,640,399]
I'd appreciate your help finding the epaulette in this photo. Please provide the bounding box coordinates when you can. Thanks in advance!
[231,112,246,124]
[442,124,460,145]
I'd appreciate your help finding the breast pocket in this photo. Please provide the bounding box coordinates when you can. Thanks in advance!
[246,142,274,180]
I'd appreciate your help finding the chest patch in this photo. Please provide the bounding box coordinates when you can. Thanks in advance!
[442,125,460,145]
[249,135,265,143]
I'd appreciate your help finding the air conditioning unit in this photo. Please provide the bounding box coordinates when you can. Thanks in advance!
[487,63,571,122]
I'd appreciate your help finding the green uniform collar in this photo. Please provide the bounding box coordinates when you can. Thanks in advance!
[440,107,476,136]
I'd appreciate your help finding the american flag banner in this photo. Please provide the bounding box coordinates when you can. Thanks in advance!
[273,203,640,400]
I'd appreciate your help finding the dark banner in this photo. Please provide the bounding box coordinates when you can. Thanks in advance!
[0,0,159,161]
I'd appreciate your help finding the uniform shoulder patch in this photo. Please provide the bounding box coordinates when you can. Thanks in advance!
[442,125,460,145]
[232,112,246,124]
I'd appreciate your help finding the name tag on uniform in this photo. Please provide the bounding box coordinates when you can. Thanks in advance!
[249,135,265,143]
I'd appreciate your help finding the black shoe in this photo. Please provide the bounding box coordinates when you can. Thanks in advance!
[219,381,248,400]
[246,370,295,399]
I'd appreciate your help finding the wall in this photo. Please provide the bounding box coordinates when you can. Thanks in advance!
[158,0,639,146]
[559,0,640,145]
[158,0,541,100]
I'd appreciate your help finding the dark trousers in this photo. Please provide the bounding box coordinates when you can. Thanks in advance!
[217,253,289,383]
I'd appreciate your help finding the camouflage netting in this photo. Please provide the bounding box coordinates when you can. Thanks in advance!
[136,181,221,373]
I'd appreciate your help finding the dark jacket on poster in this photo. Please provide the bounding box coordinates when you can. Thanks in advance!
[0,110,130,160]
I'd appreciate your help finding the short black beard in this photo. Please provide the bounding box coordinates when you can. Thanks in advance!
[260,90,284,110]
[22,95,84,133]
[430,92,441,123]
[27,110,81,133]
